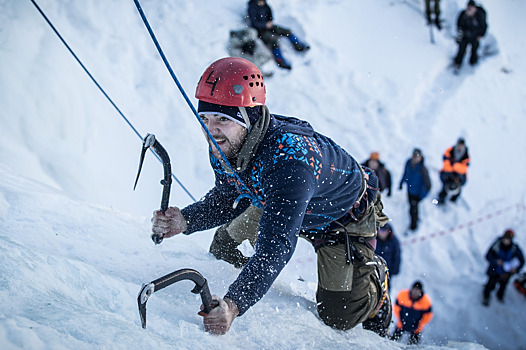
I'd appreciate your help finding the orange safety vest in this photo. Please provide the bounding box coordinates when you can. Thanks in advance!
[441,146,469,175]
[394,289,433,334]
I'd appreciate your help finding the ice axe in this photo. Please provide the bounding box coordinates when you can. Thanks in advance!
[133,133,171,244]
[138,268,218,329]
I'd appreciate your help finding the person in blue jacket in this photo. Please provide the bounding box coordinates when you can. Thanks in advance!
[247,0,309,69]
[376,223,401,292]
[399,148,431,231]
[483,229,524,306]
[151,57,391,336]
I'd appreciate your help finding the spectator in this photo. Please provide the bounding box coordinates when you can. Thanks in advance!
[228,28,273,77]
[392,281,433,345]
[425,0,442,30]
[362,152,392,197]
[375,223,401,291]
[483,229,524,306]
[453,0,487,70]
[399,148,431,231]
[247,0,310,70]
[438,138,469,205]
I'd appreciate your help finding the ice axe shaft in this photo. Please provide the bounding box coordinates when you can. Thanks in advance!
[133,133,172,244]
[137,268,217,329]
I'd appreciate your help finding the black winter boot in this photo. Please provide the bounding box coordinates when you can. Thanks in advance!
[209,226,250,268]
[362,255,392,337]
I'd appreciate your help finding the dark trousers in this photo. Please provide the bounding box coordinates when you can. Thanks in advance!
[424,0,440,20]
[483,274,512,300]
[454,37,480,66]
[408,194,421,230]
[259,25,292,49]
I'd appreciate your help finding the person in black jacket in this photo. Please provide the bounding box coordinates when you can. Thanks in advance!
[150,57,391,336]
[453,0,487,69]
[482,229,525,306]
[375,223,401,292]
[362,152,392,197]
[247,0,309,70]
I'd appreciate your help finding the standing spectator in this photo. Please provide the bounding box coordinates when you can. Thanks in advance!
[424,0,442,30]
[453,0,487,70]
[483,229,524,306]
[247,0,310,70]
[375,223,401,291]
[362,152,392,197]
[399,148,431,231]
[392,281,433,345]
[438,138,470,205]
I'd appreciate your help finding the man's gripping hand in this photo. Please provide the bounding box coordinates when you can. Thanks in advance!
[199,296,239,335]
[151,207,187,239]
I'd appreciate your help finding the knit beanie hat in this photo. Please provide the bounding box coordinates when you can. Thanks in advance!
[197,101,261,129]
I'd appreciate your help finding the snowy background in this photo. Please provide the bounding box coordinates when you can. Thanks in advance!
[1,0,526,349]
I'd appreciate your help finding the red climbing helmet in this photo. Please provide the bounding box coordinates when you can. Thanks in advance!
[195,57,266,107]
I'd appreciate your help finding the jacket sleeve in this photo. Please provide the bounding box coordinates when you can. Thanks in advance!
[415,296,433,334]
[394,294,402,329]
[421,166,432,192]
[390,237,401,276]
[515,245,525,271]
[224,162,316,316]
[399,161,408,188]
[386,169,392,196]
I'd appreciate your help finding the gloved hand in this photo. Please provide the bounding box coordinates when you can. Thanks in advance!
[409,331,420,345]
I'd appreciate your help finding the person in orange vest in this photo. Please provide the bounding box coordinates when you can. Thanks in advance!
[438,138,470,204]
[391,281,433,345]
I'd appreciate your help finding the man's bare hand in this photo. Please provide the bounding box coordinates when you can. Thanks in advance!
[151,207,187,239]
[199,296,239,335]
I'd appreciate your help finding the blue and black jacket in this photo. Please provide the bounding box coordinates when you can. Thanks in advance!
[181,113,364,315]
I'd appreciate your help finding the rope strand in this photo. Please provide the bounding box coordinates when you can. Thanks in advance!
[29,0,196,201]
[132,0,259,204]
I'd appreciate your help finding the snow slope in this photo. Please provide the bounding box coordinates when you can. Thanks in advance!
[1,0,526,349]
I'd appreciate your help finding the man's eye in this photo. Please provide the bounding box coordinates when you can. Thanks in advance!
[219,117,230,122]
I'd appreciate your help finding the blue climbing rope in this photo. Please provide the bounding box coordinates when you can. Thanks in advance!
[132,0,259,203]
[29,0,196,202]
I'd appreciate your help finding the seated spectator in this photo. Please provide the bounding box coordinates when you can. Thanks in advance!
[247,0,309,70]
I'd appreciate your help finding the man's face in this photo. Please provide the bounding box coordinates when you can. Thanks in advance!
[410,287,423,300]
[467,5,476,16]
[200,113,248,160]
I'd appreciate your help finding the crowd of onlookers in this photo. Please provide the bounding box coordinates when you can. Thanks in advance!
[223,0,521,345]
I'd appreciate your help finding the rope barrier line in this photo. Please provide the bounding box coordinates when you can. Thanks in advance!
[131,0,259,204]
[29,0,196,202]
[401,202,526,246]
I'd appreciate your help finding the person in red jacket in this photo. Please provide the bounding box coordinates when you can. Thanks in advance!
[391,281,433,345]
[438,138,470,204]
